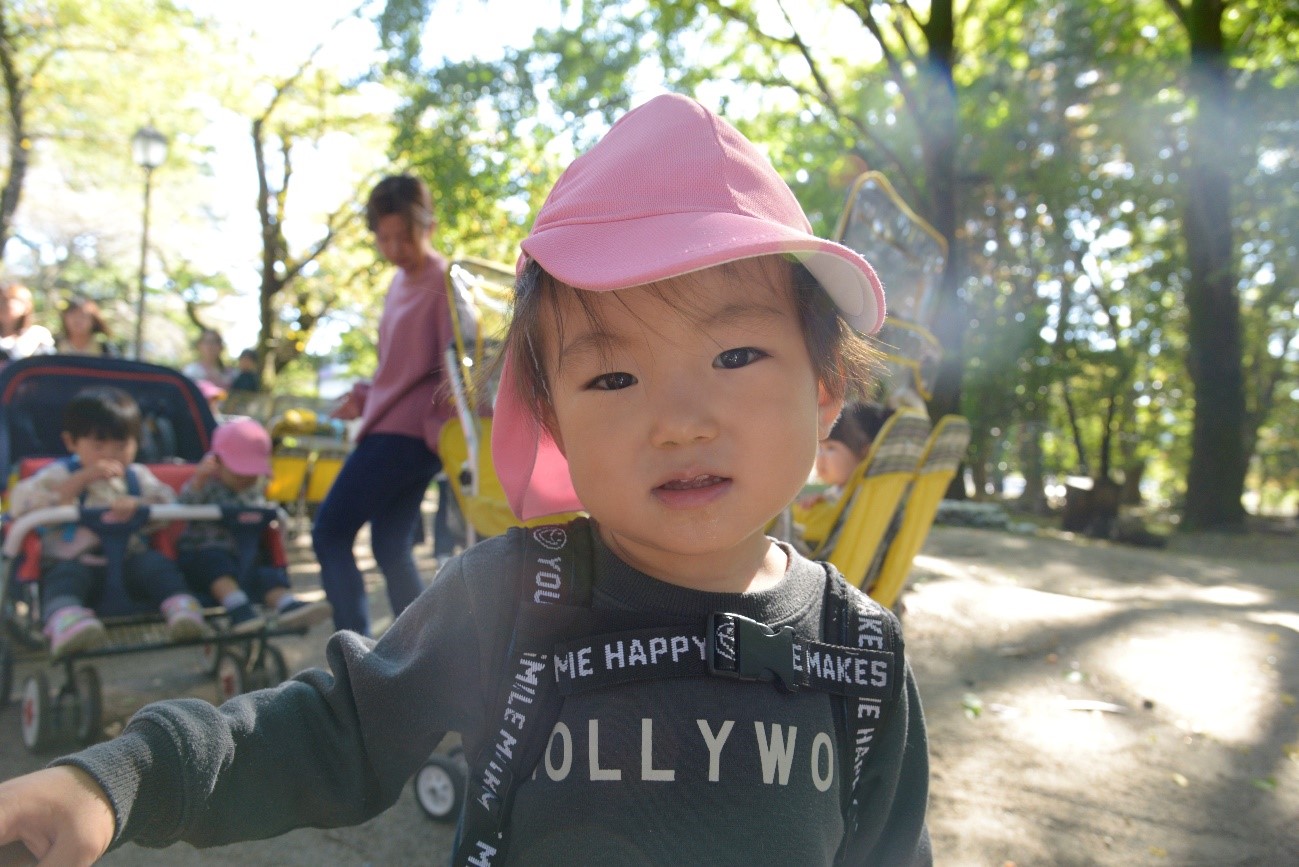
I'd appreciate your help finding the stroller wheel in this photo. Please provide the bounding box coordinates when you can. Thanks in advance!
[20,672,53,752]
[215,649,248,702]
[413,754,466,822]
[70,666,104,745]
[0,637,12,707]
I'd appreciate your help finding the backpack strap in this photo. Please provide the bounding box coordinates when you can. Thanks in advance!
[824,567,904,865]
[453,520,596,867]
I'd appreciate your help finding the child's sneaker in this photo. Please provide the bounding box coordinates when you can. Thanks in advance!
[161,594,211,641]
[43,606,107,659]
[225,601,265,635]
[272,598,333,631]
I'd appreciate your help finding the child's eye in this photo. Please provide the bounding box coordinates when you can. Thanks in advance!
[714,347,767,369]
[586,372,637,391]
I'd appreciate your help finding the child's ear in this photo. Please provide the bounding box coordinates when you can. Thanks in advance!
[61,432,77,453]
[816,382,844,441]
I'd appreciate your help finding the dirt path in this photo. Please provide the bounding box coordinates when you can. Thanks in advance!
[3,523,1297,864]
[909,525,1299,866]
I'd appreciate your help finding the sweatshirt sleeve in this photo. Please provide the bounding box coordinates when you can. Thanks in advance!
[51,546,506,850]
[8,464,70,515]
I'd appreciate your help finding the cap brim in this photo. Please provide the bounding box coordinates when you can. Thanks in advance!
[522,211,885,335]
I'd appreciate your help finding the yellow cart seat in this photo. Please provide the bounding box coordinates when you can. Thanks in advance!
[814,412,932,589]
[265,452,309,504]
[868,415,971,609]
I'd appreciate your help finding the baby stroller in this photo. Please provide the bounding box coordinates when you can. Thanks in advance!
[0,356,310,752]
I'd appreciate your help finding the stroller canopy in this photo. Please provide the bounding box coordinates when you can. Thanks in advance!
[0,355,216,489]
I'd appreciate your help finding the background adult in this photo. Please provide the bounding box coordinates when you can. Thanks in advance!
[182,327,232,389]
[56,295,118,356]
[312,174,456,636]
[0,280,55,361]
[228,348,262,393]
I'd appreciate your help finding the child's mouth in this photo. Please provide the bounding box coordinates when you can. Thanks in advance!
[658,474,727,491]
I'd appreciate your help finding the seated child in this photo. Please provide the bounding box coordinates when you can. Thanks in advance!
[176,417,331,633]
[7,386,210,658]
[794,401,894,550]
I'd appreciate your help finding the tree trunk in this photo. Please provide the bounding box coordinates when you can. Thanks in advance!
[1176,0,1247,531]
[0,18,29,259]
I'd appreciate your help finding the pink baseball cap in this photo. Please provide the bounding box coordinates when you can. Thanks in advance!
[494,93,888,520]
[210,417,273,477]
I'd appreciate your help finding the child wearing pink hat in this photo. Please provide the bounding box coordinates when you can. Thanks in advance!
[0,94,929,866]
[175,417,331,632]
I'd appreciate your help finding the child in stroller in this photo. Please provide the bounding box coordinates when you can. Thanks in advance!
[7,386,210,658]
[176,417,331,633]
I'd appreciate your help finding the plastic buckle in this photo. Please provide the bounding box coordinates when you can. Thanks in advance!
[707,613,799,693]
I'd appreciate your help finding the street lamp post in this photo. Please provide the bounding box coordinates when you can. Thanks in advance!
[131,125,168,360]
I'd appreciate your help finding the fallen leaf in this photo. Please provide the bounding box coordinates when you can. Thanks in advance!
[1280,693,1296,707]
[1149,846,1168,858]
[1250,777,1277,792]
[962,693,984,719]
[1283,743,1298,762]
[1064,699,1128,714]
[1064,670,1085,684]
[1171,772,1189,787]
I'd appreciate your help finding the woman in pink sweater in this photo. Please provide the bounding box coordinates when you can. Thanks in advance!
[313,175,456,635]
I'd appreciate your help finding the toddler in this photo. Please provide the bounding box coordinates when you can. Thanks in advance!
[794,401,894,549]
[176,417,331,632]
[0,94,929,866]
[7,386,209,658]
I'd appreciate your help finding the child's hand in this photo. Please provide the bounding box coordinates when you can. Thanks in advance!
[0,766,115,865]
[81,460,125,485]
[106,496,140,522]
[193,454,220,484]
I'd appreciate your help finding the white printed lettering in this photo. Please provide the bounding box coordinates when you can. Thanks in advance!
[641,718,675,781]
[466,840,497,867]
[754,722,797,785]
[588,719,621,781]
[670,635,690,662]
[649,636,668,664]
[545,722,572,781]
[628,639,648,666]
[605,641,625,669]
[811,732,835,792]
[577,646,593,676]
[697,719,735,782]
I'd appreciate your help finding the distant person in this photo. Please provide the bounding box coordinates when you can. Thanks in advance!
[794,401,894,550]
[313,174,460,636]
[7,386,210,657]
[0,280,55,361]
[228,348,262,393]
[56,296,119,357]
[177,417,331,632]
[182,328,232,389]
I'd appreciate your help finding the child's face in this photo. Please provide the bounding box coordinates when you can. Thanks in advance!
[217,461,261,492]
[541,257,842,582]
[815,438,861,488]
[374,213,425,272]
[63,307,93,338]
[62,433,137,468]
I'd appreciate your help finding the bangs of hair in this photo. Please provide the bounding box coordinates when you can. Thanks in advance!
[495,256,881,428]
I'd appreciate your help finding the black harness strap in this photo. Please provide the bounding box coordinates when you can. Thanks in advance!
[452,521,903,867]
[454,521,595,867]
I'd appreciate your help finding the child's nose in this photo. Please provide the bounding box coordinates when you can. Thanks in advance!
[647,378,719,448]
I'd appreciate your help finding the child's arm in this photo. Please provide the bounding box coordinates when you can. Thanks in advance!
[0,766,116,865]
[8,462,105,515]
[28,545,498,850]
